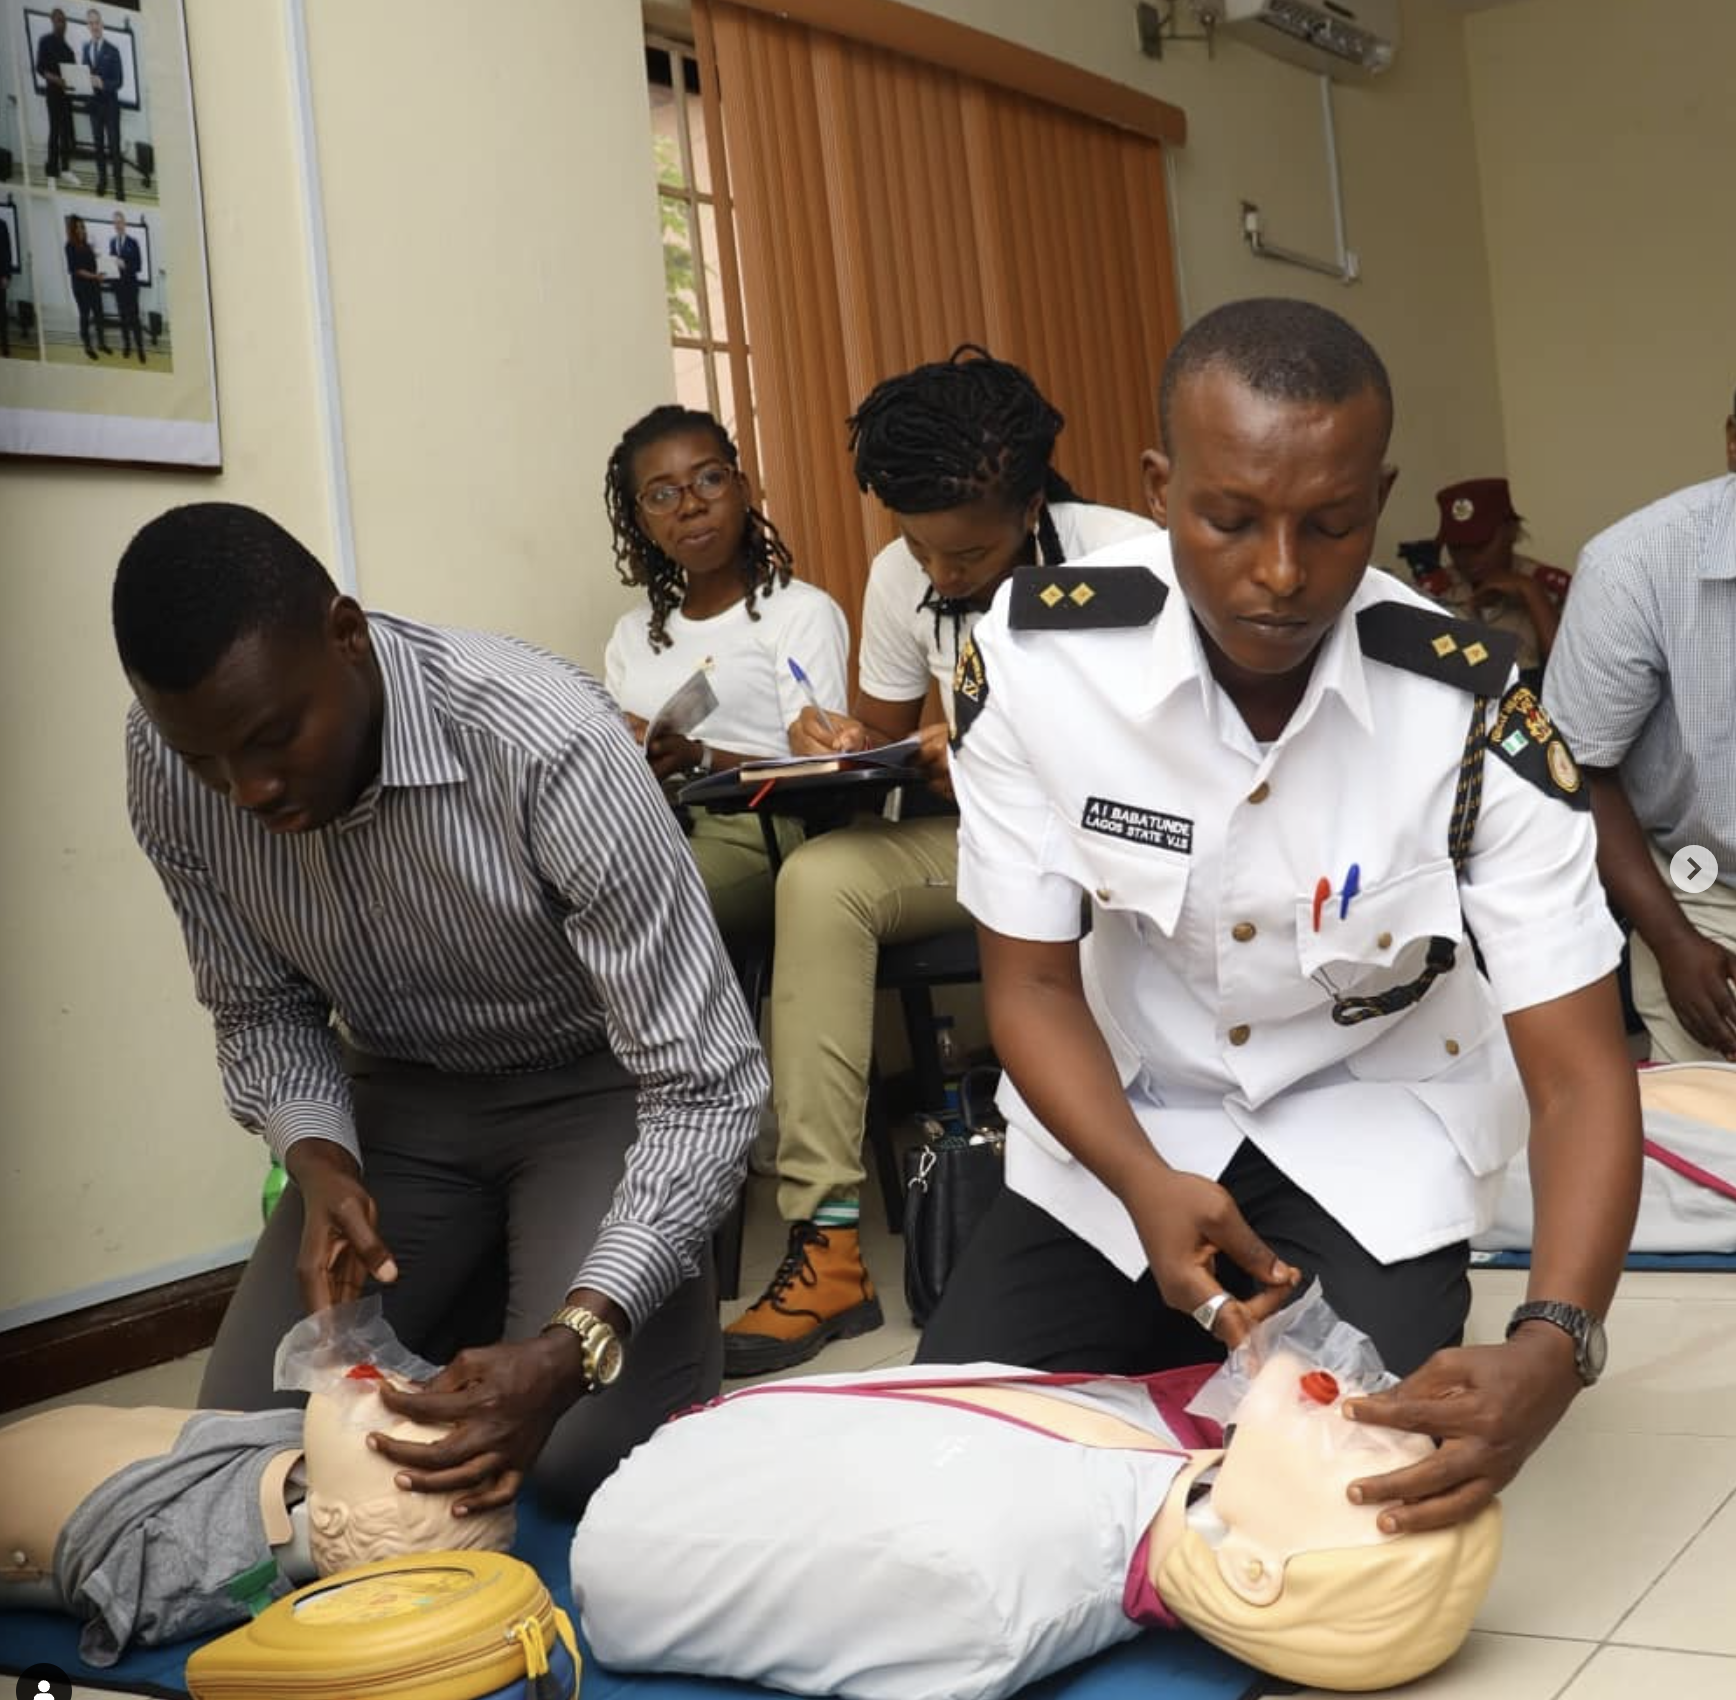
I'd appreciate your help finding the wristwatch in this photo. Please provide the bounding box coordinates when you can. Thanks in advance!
[690,741,714,776]
[1505,1300,1608,1387]
[544,1304,626,1393]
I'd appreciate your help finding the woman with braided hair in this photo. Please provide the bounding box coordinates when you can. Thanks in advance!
[723,347,1156,1376]
[604,405,849,941]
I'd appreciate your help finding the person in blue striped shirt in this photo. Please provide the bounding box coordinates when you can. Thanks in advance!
[111,502,767,1516]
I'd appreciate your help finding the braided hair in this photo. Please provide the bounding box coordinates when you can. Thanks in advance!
[604,405,793,653]
[847,344,1082,568]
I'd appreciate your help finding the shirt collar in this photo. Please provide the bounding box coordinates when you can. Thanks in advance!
[1703,475,1736,581]
[370,619,467,790]
[1138,560,1375,739]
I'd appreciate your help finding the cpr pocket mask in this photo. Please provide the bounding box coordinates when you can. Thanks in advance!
[275,1297,517,1575]
[184,1548,578,1700]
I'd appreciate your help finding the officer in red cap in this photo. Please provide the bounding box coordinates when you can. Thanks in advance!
[1424,477,1571,682]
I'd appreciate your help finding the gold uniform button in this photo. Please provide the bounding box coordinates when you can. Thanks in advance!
[1247,782,1270,804]
[1376,931,1393,949]
[1228,1023,1252,1046]
[1095,887,1112,902]
[1444,1038,1461,1056]
[1231,922,1256,943]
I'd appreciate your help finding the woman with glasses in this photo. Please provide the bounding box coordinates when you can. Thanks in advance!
[604,404,849,941]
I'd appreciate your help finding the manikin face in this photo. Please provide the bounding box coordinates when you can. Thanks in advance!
[1202,1348,1432,1605]
[1144,366,1393,689]
[303,1375,514,1575]
[1445,521,1517,583]
[132,600,382,835]
[894,490,1044,606]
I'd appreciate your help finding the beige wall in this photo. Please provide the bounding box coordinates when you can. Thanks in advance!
[0,0,670,1321]
[1464,0,1736,567]
[901,0,1507,557]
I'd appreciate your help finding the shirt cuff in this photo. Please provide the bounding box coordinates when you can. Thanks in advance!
[574,1220,689,1337]
[1480,899,1626,1015]
[264,1100,362,1169]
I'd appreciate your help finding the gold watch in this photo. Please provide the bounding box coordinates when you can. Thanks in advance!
[544,1304,625,1393]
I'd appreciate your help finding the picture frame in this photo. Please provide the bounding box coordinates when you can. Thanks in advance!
[0,0,221,467]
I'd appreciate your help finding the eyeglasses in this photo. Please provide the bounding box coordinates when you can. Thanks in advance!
[636,465,738,516]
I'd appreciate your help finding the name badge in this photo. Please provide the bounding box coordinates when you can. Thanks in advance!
[1081,796,1193,855]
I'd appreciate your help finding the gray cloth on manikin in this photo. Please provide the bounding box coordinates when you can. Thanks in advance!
[54,1408,305,1666]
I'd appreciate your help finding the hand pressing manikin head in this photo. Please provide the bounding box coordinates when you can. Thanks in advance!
[302,1364,516,1576]
[1148,1346,1500,1690]
[277,1298,515,1576]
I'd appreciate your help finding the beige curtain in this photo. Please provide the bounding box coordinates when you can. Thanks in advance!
[693,0,1185,647]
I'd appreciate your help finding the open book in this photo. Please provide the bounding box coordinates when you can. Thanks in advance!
[644,664,717,748]
[734,737,924,782]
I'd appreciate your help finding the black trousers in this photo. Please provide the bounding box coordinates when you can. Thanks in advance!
[916,1140,1469,1379]
[45,89,76,175]
[199,1050,721,1516]
[113,284,142,348]
[90,98,122,195]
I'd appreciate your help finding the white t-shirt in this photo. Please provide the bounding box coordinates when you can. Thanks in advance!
[856,501,1160,724]
[604,578,850,759]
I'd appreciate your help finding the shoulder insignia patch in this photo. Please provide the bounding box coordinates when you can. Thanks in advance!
[1008,565,1167,632]
[951,634,989,749]
[1356,601,1517,696]
[1487,684,1589,810]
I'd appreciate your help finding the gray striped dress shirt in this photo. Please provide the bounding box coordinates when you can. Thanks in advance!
[1544,475,1736,884]
[126,613,768,1329]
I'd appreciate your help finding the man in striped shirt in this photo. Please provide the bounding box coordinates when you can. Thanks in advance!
[112,502,767,1516]
[1544,474,1736,1064]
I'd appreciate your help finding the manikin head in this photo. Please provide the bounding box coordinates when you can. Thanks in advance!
[1149,1350,1500,1690]
[302,1369,514,1575]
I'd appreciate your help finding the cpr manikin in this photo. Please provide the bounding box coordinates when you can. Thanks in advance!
[0,1300,514,1663]
[571,1285,1500,1698]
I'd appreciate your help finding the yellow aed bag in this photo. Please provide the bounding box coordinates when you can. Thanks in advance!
[185,1549,579,1700]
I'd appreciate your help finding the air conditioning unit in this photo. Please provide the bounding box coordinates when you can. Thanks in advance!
[1198,0,1400,80]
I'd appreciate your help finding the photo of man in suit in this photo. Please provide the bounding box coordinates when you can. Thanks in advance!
[82,7,124,201]
[108,208,145,364]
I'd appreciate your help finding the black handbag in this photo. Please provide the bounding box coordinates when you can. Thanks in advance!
[902,1066,1006,1327]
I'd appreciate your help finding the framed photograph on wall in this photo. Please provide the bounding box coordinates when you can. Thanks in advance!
[0,0,220,466]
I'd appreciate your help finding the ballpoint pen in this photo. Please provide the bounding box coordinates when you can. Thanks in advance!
[787,657,837,736]
[1312,876,1331,933]
[1339,863,1362,920]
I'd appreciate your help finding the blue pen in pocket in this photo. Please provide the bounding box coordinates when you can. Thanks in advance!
[1339,863,1362,920]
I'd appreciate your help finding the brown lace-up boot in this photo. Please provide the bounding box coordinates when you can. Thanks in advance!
[722,1221,883,1377]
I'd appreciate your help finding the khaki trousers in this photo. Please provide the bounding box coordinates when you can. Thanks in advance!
[769,814,966,1221]
[688,809,804,941]
[1629,843,1736,1062]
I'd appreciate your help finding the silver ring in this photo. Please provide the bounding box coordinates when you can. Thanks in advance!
[1191,1292,1231,1334]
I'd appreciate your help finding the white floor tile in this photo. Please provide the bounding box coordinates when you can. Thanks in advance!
[1613,1482,1736,1654]
[1475,1427,1736,1639]
[1287,1631,1593,1700]
[1560,1644,1736,1700]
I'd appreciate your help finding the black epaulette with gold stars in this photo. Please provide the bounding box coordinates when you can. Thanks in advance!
[1355,601,1517,696]
[1007,565,1168,632]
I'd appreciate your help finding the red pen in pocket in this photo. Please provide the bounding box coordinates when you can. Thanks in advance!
[1311,876,1331,932]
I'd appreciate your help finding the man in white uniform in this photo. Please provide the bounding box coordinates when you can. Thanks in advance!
[922,298,1642,1536]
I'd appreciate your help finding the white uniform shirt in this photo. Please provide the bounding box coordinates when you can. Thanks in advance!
[856,501,1159,726]
[953,533,1622,1268]
[604,578,849,759]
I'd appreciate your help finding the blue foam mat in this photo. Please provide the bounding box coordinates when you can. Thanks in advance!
[1,1499,1265,1700]
[1473,1249,1736,1270]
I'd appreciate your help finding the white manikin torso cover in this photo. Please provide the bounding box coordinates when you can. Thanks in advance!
[570,1363,1202,1700]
